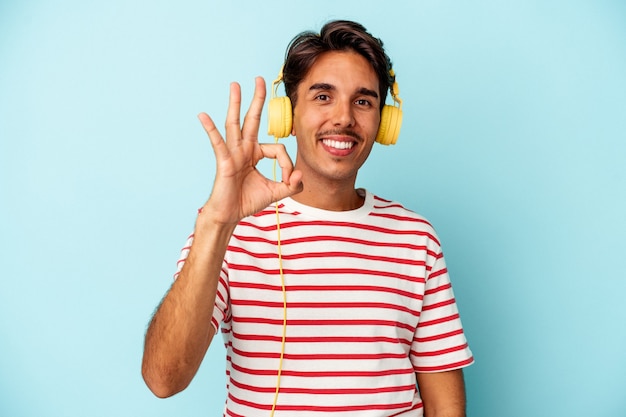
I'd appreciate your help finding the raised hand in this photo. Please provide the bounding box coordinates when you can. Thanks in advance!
[197,77,303,226]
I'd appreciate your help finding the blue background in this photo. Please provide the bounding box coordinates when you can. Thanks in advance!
[1,1,625,416]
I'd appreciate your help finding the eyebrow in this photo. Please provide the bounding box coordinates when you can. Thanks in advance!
[309,83,379,99]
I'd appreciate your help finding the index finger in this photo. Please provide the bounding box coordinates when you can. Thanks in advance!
[258,143,294,183]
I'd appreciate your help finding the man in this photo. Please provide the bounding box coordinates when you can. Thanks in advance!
[142,20,473,417]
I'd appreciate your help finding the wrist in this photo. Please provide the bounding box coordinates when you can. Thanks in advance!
[194,208,238,238]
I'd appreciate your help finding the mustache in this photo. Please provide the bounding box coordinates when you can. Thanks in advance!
[316,129,363,142]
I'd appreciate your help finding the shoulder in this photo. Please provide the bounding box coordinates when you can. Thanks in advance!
[369,192,434,226]
[367,192,443,247]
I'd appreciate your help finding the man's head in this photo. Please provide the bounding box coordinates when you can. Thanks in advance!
[282,20,394,112]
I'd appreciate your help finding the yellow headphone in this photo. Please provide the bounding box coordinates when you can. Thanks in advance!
[267,67,403,145]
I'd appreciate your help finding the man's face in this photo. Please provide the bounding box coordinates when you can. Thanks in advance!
[291,50,381,186]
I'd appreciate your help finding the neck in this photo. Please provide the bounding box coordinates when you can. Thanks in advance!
[291,181,364,211]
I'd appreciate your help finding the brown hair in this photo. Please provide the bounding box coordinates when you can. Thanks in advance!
[282,20,394,111]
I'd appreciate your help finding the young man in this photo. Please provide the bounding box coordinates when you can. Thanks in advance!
[142,20,473,417]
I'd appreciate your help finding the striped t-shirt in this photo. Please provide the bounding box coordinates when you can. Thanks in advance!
[176,189,473,416]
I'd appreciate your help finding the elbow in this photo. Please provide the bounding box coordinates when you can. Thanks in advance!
[150,386,181,399]
[144,379,179,399]
[141,360,188,398]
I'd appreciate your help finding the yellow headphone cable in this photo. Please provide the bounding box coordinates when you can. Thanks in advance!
[270,136,287,417]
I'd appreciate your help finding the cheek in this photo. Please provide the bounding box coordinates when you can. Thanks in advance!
[292,117,304,138]
[292,110,317,138]
[362,116,381,141]
[362,140,376,159]
[291,107,305,137]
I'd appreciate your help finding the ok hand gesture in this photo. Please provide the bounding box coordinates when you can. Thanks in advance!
[197,77,303,226]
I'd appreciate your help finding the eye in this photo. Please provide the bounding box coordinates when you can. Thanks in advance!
[355,98,373,107]
[315,94,330,101]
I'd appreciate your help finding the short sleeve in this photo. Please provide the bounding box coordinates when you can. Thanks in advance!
[411,250,474,372]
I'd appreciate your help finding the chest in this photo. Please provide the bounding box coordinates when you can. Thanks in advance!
[225,226,430,344]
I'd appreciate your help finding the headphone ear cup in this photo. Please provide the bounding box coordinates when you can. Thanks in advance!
[375,105,403,145]
[268,96,293,138]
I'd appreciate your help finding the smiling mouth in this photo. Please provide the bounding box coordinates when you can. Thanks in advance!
[322,139,355,150]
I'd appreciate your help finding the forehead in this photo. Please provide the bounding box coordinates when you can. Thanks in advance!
[299,50,379,91]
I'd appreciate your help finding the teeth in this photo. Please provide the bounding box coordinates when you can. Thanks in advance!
[323,139,354,150]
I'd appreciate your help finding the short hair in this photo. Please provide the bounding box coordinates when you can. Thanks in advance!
[282,20,394,111]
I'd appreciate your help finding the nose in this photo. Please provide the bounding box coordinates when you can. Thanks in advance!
[331,99,355,128]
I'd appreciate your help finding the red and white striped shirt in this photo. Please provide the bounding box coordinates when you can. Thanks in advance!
[176,189,473,416]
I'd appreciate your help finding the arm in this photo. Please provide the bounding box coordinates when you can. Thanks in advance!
[417,369,467,417]
[417,369,465,417]
[141,216,233,398]
[141,77,303,398]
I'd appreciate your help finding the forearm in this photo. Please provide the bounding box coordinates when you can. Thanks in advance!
[417,369,467,417]
[142,214,236,397]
